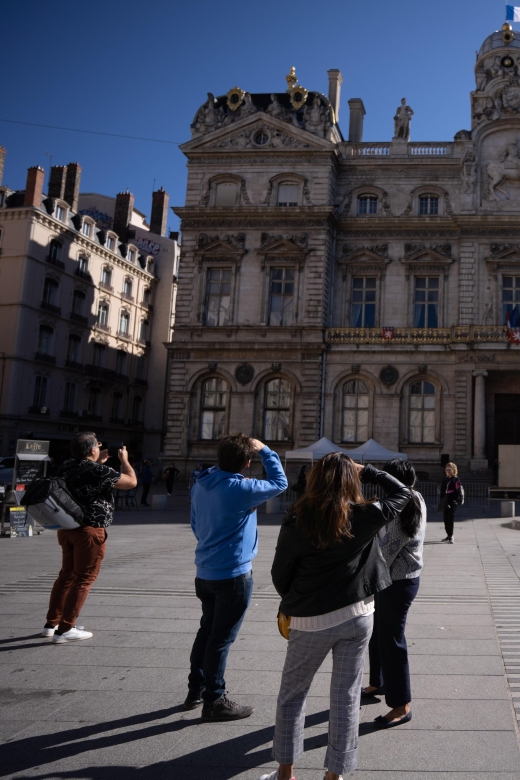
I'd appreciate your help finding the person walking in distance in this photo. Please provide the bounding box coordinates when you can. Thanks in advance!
[440,462,462,543]
[185,434,287,721]
[42,432,137,643]
[163,462,180,496]
[140,459,153,506]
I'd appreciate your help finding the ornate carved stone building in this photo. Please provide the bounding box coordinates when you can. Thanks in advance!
[165,26,520,476]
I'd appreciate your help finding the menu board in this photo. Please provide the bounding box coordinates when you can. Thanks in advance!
[9,506,32,537]
[15,461,43,487]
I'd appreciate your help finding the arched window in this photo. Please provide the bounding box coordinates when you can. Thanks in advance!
[32,376,48,409]
[101,267,112,288]
[111,392,123,421]
[277,182,299,206]
[88,387,101,416]
[419,195,439,215]
[200,378,228,440]
[357,195,378,215]
[63,381,77,413]
[66,334,81,364]
[139,320,149,341]
[147,259,154,274]
[72,290,85,316]
[123,278,133,299]
[342,379,369,443]
[263,378,291,441]
[132,395,143,423]
[115,349,127,376]
[49,240,62,261]
[37,325,53,355]
[106,235,115,251]
[42,278,59,307]
[97,303,109,327]
[128,248,136,264]
[409,380,436,443]
[215,182,238,207]
[118,311,130,335]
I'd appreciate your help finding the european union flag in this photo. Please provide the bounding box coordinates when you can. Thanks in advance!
[506,5,520,21]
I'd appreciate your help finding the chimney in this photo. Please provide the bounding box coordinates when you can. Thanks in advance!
[348,98,366,143]
[150,187,169,236]
[64,162,82,212]
[327,69,343,122]
[24,166,45,208]
[0,146,6,185]
[48,165,68,200]
[113,190,134,241]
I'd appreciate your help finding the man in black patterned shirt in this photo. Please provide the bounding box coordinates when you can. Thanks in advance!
[42,432,136,643]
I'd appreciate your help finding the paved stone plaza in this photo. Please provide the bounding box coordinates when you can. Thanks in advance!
[2,493,520,779]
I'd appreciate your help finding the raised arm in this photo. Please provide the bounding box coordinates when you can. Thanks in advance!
[361,463,412,529]
[114,446,137,490]
[237,441,288,508]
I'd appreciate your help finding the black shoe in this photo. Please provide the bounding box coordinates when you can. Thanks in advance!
[201,694,253,721]
[361,685,385,699]
[183,690,203,710]
[374,710,412,728]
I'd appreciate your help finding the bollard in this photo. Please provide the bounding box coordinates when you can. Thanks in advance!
[151,495,167,511]
[501,500,515,518]
[266,497,281,514]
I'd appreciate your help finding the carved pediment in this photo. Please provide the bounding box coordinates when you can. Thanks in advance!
[181,113,335,153]
[487,242,520,271]
[257,232,310,269]
[197,233,246,252]
[339,244,390,279]
[400,244,453,277]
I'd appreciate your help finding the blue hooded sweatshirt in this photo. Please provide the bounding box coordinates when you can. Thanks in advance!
[191,446,287,580]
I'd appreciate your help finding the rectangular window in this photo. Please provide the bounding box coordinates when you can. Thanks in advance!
[128,249,135,263]
[78,256,88,274]
[55,205,64,221]
[502,276,520,326]
[88,387,101,416]
[204,268,232,326]
[101,268,112,286]
[115,350,127,375]
[350,278,376,327]
[357,196,378,215]
[63,381,76,413]
[82,222,92,237]
[33,376,48,408]
[419,196,439,215]
[107,236,115,250]
[67,335,80,363]
[414,277,439,328]
[214,183,238,207]
[92,343,105,367]
[277,184,299,206]
[200,378,227,439]
[268,268,295,326]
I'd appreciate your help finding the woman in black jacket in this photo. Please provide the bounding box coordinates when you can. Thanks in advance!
[440,461,462,543]
[259,453,411,780]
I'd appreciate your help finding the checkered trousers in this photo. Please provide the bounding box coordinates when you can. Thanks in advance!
[272,613,373,775]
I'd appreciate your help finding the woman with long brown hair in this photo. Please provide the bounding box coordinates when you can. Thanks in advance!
[259,454,412,780]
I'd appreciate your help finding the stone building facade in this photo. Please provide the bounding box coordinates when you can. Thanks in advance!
[0,154,179,461]
[165,26,520,477]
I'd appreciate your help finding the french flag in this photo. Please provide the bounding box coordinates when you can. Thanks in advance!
[506,5,520,21]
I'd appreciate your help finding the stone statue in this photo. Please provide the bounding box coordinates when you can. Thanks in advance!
[266,94,300,127]
[393,98,414,141]
[487,139,520,200]
[303,95,333,139]
[462,151,477,194]
[238,93,258,118]
[191,93,223,136]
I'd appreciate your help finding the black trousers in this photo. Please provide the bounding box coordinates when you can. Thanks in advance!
[369,576,420,708]
[443,506,456,538]
[140,483,151,505]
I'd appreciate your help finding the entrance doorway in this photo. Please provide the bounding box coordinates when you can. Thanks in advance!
[495,394,520,453]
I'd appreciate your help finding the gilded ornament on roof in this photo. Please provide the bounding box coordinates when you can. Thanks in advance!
[226,87,245,112]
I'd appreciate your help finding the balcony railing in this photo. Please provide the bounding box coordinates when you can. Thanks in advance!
[138,338,151,347]
[100,281,114,292]
[65,360,83,371]
[116,329,131,340]
[34,352,56,364]
[28,406,50,415]
[74,268,93,282]
[95,322,111,333]
[346,143,390,157]
[70,312,88,325]
[59,410,78,418]
[40,301,61,315]
[326,325,508,345]
[46,254,65,269]
[84,364,117,381]
[133,378,148,387]
[122,292,134,302]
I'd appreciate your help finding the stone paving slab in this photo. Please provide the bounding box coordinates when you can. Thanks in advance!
[1,507,520,779]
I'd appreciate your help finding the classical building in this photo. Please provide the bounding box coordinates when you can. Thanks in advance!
[165,26,520,478]
[0,153,179,461]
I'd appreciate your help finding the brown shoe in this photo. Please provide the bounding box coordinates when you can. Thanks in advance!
[201,694,253,721]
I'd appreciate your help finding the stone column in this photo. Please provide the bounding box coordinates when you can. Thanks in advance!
[470,370,488,470]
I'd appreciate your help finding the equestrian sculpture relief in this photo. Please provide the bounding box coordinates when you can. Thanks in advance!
[486,139,520,200]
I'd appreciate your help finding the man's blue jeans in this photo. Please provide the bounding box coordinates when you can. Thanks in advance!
[188,571,254,703]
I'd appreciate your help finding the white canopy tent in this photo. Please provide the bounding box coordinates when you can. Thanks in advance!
[342,438,408,463]
[284,437,353,464]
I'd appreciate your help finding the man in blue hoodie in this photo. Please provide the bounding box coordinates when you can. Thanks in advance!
[185,433,287,721]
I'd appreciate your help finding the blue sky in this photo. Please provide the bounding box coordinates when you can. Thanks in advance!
[0,0,510,230]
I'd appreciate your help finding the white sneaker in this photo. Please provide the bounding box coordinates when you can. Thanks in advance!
[258,772,279,780]
[41,626,57,637]
[52,627,93,644]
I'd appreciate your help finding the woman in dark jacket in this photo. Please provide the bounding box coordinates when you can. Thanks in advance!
[259,453,411,780]
[440,461,462,543]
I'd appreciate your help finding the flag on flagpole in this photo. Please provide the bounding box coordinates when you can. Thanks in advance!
[506,5,520,22]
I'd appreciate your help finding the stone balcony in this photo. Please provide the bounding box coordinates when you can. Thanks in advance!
[326,325,509,346]
[343,141,455,158]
